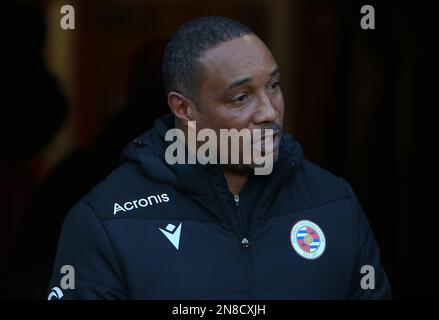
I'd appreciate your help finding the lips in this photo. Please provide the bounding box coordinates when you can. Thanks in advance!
[272,132,281,149]
[257,129,280,140]
[256,130,281,153]
[262,129,280,141]
[267,132,281,151]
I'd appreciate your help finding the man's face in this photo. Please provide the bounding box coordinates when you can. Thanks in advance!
[191,34,285,166]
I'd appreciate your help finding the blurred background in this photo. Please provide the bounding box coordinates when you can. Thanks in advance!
[0,0,435,299]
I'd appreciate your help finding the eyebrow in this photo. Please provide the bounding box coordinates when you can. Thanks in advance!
[226,67,280,91]
[270,67,280,76]
[227,77,252,91]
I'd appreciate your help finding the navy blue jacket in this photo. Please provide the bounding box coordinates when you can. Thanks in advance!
[48,114,391,299]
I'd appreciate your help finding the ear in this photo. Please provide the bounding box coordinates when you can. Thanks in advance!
[167,91,196,125]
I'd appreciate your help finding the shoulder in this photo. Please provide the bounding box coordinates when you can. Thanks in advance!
[292,159,353,206]
[72,162,172,221]
[298,159,350,196]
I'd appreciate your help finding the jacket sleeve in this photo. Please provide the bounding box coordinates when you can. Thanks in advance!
[47,203,128,300]
[343,180,392,299]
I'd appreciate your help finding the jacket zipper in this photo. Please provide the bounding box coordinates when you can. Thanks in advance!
[233,194,258,299]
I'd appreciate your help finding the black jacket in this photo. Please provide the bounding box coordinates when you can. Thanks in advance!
[48,113,391,299]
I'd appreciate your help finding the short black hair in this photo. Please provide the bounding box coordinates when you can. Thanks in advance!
[162,16,254,101]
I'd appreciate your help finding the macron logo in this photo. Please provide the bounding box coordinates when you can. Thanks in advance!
[48,287,64,300]
[159,223,182,250]
[113,193,169,215]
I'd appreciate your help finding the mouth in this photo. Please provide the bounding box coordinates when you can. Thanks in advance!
[272,131,281,149]
[269,131,281,151]
[257,130,281,153]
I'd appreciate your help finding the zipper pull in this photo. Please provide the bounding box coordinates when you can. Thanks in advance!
[234,194,240,207]
[241,237,249,248]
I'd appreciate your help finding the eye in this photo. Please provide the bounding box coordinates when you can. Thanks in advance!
[232,93,249,103]
[270,79,280,90]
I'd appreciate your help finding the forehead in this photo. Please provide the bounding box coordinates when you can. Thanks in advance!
[199,35,277,89]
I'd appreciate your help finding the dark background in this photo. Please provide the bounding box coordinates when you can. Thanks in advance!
[1,0,435,299]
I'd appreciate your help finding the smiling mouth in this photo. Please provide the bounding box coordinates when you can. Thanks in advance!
[257,128,281,139]
[255,131,281,154]
[260,130,281,142]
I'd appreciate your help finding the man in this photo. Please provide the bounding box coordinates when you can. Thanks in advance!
[48,16,391,299]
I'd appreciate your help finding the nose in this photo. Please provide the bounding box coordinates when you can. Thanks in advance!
[253,91,277,124]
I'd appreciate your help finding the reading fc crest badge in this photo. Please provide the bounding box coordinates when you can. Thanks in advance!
[290,220,326,260]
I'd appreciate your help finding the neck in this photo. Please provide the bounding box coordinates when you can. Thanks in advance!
[222,166,250,195]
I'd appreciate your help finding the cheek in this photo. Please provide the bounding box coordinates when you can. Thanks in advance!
[273,91,285,115]
[228,106,257,129]
[197,106,232,131]
[195,100,221,127]
[191,111,207,130]
[209,103,251,129]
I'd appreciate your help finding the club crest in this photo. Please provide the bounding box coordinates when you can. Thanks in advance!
[290,220,326,260]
